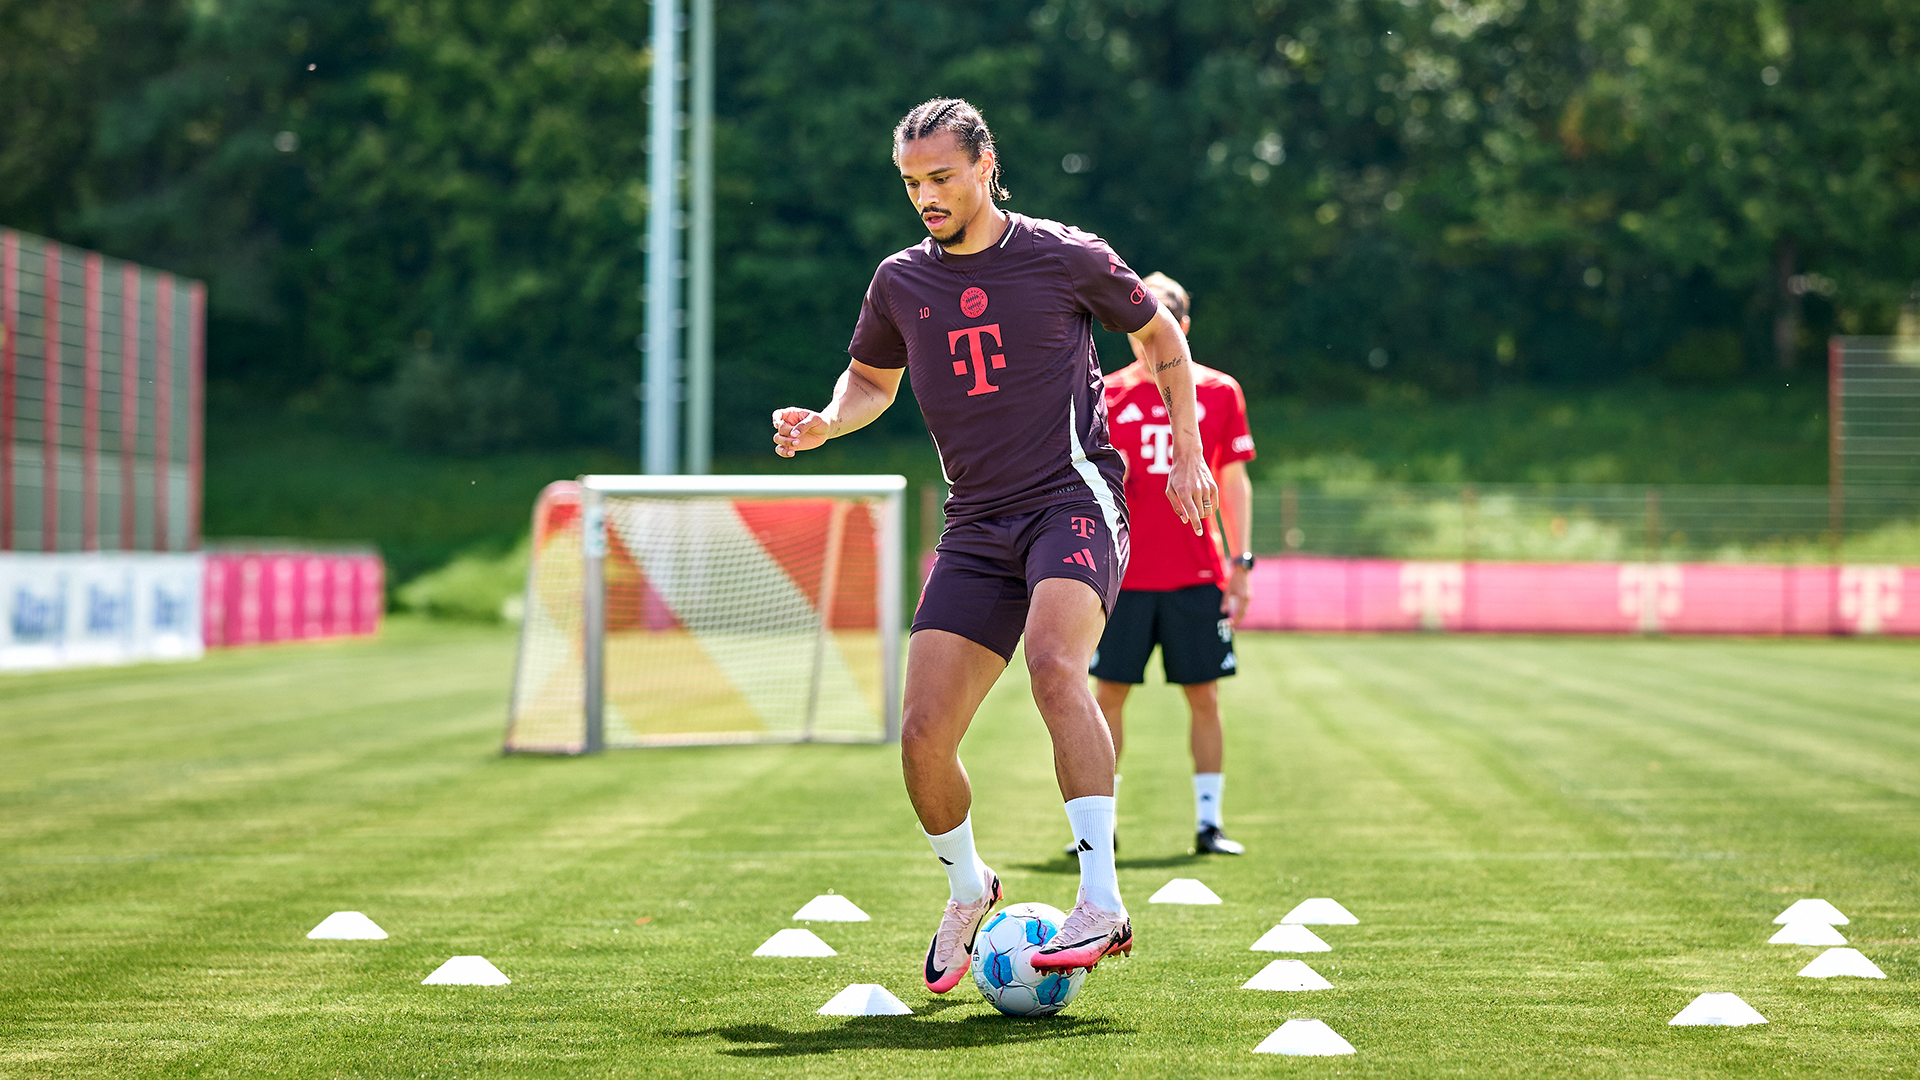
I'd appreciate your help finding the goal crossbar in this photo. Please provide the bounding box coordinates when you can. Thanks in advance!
[582,474,909,496]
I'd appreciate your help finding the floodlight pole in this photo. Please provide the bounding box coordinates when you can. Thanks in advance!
[643,0,682,475]
[685,0,714,475]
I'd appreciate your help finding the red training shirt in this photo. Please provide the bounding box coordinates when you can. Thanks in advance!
[1102,362,1256,591]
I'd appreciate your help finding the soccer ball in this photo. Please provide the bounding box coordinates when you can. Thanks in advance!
[970,902,1087,1016]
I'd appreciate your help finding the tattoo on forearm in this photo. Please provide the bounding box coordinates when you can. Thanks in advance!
[1153,355,1188,373]
[1160,386,1174,410]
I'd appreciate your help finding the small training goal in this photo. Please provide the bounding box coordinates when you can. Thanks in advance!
[505,474,905,752]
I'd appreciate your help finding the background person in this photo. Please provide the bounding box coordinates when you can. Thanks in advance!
[1083,272,1256,856]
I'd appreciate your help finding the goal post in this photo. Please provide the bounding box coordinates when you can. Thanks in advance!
[505,474,905,753]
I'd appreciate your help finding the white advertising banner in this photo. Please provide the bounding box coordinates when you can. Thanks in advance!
[0,553,205,672]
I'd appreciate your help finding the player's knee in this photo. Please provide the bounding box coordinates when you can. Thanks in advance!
[899,706,954,762]
[1024,647,1086,699]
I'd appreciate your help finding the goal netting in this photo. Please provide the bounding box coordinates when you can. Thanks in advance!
[505,475,904,752]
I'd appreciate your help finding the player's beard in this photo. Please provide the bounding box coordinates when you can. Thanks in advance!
[925,205,969,249]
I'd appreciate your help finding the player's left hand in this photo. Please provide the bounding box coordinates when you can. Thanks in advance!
[1223,566,1252,626]
[1164,453,1218,537]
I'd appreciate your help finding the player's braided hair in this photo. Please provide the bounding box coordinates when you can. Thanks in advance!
[892,98,1010,202]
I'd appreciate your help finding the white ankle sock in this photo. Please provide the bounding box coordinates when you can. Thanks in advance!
[1064,795,1123,911]
[1194,772,1224,829]
[924,816,989,904]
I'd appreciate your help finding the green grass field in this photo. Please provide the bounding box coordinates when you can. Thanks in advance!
[3,623,1916,1078]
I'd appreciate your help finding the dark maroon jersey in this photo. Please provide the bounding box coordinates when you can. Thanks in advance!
[848,213,1159,532]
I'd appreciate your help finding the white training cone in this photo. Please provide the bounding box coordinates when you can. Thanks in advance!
[1242,959,1334,991]
[1281,898,1359,925]
[421,956,510,985]
[753,928,836,957]
[817,983,912,1016]
[1148,878,1222,904]
[1773,899,1848,925]
[306,911,388,940]
[1253,1019,1356,1056]
[1668,993,1766,1026]
[792,894,870,922]
[1769,922,1847,946]
[1797,948,1886,979]
[1251,924,1332,952]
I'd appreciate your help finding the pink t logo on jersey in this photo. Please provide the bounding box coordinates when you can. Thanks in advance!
[948,324,1006,396]
[1071,516,1097,539]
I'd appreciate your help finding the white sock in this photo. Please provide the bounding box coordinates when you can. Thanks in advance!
[924,816,989,904]
[1064,795,1123,911]
[1194,772,1224,829]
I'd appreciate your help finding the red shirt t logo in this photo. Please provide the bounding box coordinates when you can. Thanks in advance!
[1139,424,1175,474]
[1071,516,1097,539]
[960,287,989,319]
[948,324,1006,396]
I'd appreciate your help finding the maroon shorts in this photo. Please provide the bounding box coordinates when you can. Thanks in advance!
[913,500,1129,661]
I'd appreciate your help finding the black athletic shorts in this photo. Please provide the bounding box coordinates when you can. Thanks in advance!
[1088,585,1237,685]
[913,500,1128,662]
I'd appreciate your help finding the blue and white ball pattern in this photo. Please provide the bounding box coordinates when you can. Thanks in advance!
[970,902,1087,1016]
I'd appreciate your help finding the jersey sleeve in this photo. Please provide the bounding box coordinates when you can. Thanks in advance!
[1217,378,1256,466]
[846,264,909,369]
[1059,226,1160,335]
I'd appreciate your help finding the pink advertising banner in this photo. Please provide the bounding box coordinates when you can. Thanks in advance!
[203,552,383,647]
[1240,557,1917,637]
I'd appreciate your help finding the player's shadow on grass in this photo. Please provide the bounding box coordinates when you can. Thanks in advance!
[672,1013,1132,1057]
[1016,852,1202,875]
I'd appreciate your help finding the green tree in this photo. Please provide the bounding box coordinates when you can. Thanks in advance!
[5,0,1916,453]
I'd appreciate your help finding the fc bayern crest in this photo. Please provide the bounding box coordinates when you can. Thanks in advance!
[960,287,989,318]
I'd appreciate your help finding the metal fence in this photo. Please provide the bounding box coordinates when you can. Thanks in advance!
[1251,483,1920,564]
[1834,336,1920,492]
[1,227,204,553]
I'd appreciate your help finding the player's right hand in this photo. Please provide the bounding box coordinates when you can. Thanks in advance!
[1163,452,1218,537]
[771,407,831,457]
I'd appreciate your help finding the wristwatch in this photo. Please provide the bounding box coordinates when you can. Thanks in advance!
[1233,552,1256,571]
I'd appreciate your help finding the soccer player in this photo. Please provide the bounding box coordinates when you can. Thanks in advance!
[1086,272,1256,856]
[771,98,1216,989]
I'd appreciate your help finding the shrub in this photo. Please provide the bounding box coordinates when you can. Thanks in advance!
[396,536,529,622]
